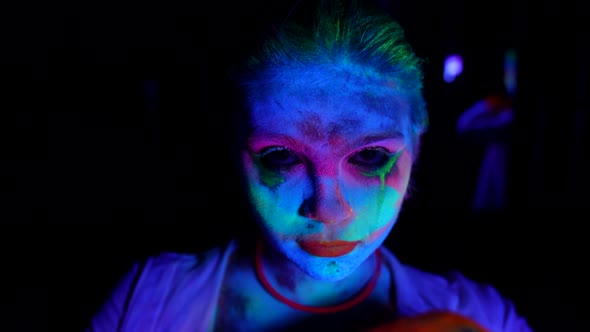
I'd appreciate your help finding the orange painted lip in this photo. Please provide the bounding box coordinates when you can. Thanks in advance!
[298,240,360,257]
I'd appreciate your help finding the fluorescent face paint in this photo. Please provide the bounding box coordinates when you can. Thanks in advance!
[241,64,415,282]
[360,149,404,191]
[252,151,286,189]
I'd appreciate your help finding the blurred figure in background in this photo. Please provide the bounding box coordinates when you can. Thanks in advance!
[456,48,517,212]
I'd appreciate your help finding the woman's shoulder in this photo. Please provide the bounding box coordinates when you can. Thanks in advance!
[379,246,533,331]
[87,239,240,331]
[136,239,239,281]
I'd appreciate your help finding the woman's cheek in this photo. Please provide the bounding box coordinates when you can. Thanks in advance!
[246,167,312,236]
[382,151,412,206]
[341,184,402,241]
[248,180,295,236]
[339,152,412,240]
[242,153,280,222]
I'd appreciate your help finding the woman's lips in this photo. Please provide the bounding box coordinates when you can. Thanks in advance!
[298,240,360,257]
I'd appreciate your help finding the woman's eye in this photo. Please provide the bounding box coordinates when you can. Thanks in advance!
[258,146,301,169]
[349,147,392,170]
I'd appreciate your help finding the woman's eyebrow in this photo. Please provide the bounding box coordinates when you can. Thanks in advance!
[354,133,404,146]
[247,134,307,151]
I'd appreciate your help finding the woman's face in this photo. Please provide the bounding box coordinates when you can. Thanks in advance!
[241,66,415,281]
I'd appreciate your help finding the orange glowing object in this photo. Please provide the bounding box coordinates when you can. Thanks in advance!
[363,311,491,332]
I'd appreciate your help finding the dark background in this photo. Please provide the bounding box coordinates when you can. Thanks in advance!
[2,0,588,330]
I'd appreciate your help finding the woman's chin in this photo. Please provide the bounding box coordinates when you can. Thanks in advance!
[295,255,361,282]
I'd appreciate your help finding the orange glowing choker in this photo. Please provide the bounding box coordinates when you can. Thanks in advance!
[254,239,382,314]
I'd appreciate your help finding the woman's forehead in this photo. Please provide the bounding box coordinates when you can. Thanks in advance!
[254,62,402,96]
[242,63,417,146]
[247,93,411,147]
[247,62,412,110]
[248,68,411,128]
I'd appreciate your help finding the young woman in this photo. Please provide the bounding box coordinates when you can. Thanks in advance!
[87,1,533,331]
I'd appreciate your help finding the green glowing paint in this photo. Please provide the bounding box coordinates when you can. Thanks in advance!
[253,154,285,188]
[361,150,403,191]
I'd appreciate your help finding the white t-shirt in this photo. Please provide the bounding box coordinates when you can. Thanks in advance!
[87,239,533,332]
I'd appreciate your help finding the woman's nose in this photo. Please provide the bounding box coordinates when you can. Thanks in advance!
[299,177,353,224]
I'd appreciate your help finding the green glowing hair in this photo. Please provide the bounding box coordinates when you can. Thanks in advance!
[237,0,429,156]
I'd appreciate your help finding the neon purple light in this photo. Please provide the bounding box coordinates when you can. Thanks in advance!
[443,54,463,83]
